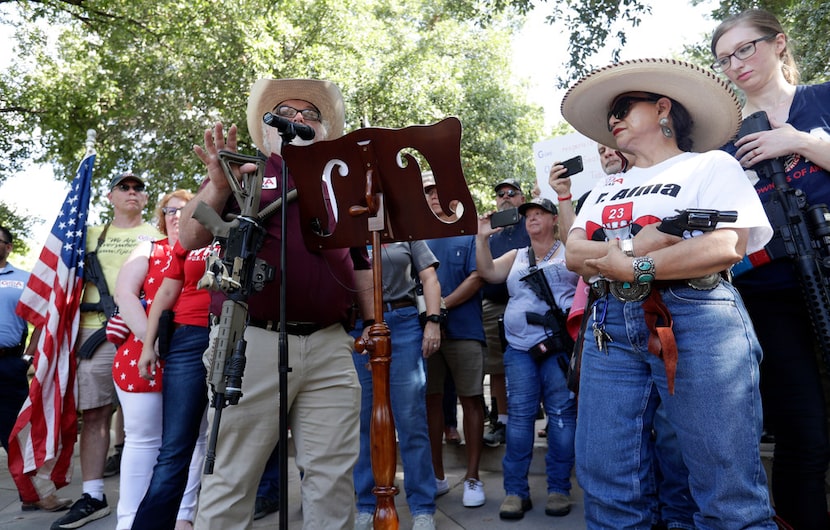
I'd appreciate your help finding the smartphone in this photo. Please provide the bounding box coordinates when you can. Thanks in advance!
[490,208,520,229]
[557,155,584,178]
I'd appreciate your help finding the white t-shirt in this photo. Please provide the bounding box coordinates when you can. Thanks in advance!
[573,151,773,253]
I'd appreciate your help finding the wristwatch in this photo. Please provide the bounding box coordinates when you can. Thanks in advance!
[619,238,635,257]
[424,314,442,324]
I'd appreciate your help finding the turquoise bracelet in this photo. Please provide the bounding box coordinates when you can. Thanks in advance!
[633,256,656,284]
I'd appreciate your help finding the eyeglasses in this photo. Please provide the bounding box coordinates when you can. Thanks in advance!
[711,34,777,73]
[496,189,521,198]
[606,95,660,131]
[116,182,145,192]
[162,206,183,216]
[274,105,321,122]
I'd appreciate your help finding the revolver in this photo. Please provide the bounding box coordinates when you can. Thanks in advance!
[657,208,738,238]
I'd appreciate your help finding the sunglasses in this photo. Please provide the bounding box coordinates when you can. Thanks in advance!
[496,189,520,198]
[606,95,661,131]
[162,206,183,216]
[116,182,146,192]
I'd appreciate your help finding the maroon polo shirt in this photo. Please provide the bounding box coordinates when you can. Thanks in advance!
[206,154,369,326]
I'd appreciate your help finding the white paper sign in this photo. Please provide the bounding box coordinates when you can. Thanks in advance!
[532,132,607,203]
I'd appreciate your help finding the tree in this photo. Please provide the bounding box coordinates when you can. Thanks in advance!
[0,0,541,224]
[0,201,37,256]
[519,0,828,87]
[708,0,829,83]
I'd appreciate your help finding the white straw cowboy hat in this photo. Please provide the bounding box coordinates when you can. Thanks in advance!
[560,58,741,152]
[247,78,345,154]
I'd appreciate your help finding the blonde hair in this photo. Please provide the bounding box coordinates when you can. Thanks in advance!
[156,189,194,234]
[711,8,800,85]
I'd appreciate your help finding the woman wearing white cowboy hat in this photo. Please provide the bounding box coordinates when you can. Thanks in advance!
[561,58,777,529]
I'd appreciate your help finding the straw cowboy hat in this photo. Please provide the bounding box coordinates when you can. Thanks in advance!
[246,78,345,154]
[560,58,741,152]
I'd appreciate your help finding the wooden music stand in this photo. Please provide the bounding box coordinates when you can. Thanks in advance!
[283,116,475,529]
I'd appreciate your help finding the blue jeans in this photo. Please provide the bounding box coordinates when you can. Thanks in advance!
[576,283,776,529]
[351,307,436,516]
[257,443,280,500]
[652,397,696,529]
[502,345,576,499]
[133,325,209,530]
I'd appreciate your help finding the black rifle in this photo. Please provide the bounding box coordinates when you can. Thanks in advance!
[521,247,575,360]
[77,225,117,359]
[80,252,118,319]
[739,111,830,369]
[192,150,284,474]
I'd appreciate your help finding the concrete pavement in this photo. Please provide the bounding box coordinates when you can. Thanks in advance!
[0,417,587,529]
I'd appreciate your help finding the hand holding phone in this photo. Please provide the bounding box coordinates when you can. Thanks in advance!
[555,155,584,179]
[490,208,520,229]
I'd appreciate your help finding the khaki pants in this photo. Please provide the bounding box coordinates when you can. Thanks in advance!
[195,323,360,530]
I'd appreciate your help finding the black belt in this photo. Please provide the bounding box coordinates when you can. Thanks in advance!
[384,299,415,312]
[248,319,323,336]
[0,345,24,358]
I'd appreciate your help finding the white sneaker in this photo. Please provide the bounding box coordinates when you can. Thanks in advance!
[462,478,486,507]
[435,477,449,497]
[412,513,436,530]
[354,511,373,530]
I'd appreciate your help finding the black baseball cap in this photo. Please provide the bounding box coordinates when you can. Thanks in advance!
[109,171,145,190]
[519,197,558,216]
[493,178,523,193]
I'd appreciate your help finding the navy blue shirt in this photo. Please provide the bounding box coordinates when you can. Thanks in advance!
[724,82,830,291]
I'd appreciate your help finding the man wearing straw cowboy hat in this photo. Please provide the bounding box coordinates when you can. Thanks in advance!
[561,58,777,528]
[180,78,374,529]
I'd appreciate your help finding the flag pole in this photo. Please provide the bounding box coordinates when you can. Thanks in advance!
[84,129,97,159]
[9,131,98,503]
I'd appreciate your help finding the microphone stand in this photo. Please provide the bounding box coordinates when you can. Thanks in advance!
[277,127,299,530]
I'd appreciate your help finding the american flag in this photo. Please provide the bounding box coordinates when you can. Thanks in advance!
[8,154,95,502]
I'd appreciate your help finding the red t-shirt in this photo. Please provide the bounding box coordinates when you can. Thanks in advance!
[166,240,212,327]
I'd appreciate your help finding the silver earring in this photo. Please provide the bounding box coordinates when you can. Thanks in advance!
[659,117,673,138]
